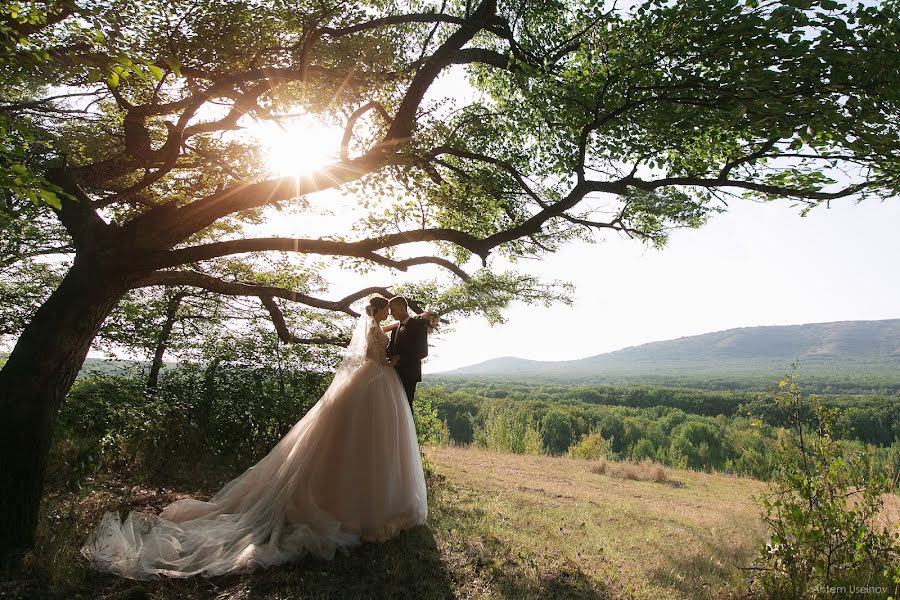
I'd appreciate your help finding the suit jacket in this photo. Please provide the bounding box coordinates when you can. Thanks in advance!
[387,316,429,383]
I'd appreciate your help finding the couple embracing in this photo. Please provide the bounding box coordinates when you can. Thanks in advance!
[82,295,436,579]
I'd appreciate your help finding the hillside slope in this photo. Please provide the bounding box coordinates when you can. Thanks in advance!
[444,319,900,391]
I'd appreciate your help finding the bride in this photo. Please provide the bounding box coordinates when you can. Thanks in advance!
[81,295,428,579]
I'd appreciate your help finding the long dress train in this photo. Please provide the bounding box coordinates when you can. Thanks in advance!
[80,316,427,579]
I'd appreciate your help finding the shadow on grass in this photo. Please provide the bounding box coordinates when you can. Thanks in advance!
[440,528,618,600]
[646,537,756,600]
[3,523,455,600]
[244,524,455,600]
[2,462,456,600]
[431,492,617,599]
[491,563,618,600]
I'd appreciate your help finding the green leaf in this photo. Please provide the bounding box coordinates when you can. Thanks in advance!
[146,64,163,81]
[39,189,62,210]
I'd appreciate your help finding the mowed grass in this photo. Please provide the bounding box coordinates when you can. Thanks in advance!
[5,445,897,600]
[422,445,769,600]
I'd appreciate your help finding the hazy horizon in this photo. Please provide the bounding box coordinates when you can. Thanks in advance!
[431,315,900,372]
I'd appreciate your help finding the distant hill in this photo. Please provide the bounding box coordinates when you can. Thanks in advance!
[439,319,900,393]
[78,358,154,377]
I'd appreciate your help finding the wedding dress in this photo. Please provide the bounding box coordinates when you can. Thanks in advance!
[81,313,428,579]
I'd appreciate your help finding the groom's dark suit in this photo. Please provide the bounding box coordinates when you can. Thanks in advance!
[387,316,429,410]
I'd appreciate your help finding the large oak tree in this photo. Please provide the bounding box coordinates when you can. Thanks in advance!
[1,0,898,559]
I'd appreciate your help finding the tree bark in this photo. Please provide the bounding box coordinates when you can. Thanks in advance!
[146,291,187,395]
[0,259,128,562]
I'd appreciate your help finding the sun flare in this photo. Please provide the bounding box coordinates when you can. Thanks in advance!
[243,114,361,240]
[251,115,342,178]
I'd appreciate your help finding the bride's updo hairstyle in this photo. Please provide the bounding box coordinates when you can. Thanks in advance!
[365,295,389,316]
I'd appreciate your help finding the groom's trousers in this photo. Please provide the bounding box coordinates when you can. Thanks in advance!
[402,379,417,411]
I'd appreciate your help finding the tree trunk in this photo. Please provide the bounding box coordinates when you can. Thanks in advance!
[0,259,128,562]
[146,291,186,395]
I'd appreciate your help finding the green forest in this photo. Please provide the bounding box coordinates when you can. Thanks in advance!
[422,378,900,480]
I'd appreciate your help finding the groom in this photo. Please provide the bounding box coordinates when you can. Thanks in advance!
[386,296,429,410]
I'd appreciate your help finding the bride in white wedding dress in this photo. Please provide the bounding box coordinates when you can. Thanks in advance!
[81,296,427,579]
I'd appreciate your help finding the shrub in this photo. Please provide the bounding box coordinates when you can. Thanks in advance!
[751,375,900,599]
[590,457,670,484]
[541,409,574,455]
[668,419,724,471]
[58,375,146,438]
[522,425,544,455]
[474,402,543,454]
[413,387,450,447]
[53,364,331,483]
[630,437,656,462]
[568,431,613,461]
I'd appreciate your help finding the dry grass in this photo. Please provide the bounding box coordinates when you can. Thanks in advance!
[3,445,896,600]
[878,493,900,530]
[424,445,770,600]
[590,457,675,485]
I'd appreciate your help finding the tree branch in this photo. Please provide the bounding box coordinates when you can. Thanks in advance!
[719,138,780,179]
[259,296,348,346]
[622,176,870,201]
[5,1,76,37]
[119,1,498,245]
[141,234,485,271]
[383,0,497,143]
[427,146,548,207]
[448,48,514,70]
[155,147,396,243]
[341,101,393,161]
[129,270,391,316]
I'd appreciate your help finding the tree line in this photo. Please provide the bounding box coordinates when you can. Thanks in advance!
[419,384,899,483]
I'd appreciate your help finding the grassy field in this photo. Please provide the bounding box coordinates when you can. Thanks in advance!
[421,446,769,600]
[4,445,898,600]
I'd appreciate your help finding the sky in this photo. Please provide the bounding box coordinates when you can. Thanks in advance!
[188,2,900,374]
[8,4,897,376]
[10,65,895,377]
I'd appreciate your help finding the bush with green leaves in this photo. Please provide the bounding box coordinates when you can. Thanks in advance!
[668,419,725,470]
[53,360,331,485]
[412,387,450,447]
[751,375,899,599]
[568,431,614,461]
[541,409,574,455]
[630,437,657,462]
[428,384,899,488]
[473,402,543,455]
